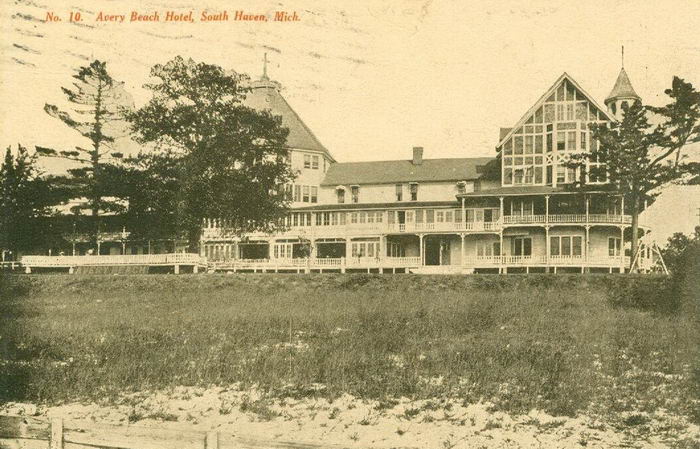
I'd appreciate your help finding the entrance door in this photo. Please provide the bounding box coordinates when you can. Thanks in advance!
[512,237,532,256]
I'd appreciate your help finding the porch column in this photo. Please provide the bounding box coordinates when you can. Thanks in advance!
[268,239,274,259]
[499,197,504,225]
[461,198,466,230]
[460,233,465,267]
[620,195,625,222]
[418,234,424,266]
[545,195,550,224]
[619,226,625,272]
[545,226,550,270]
[585,195,590,223]
[585,225,590,270]
[499,230,504,273]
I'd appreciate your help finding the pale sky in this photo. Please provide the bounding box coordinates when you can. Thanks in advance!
[2,0,700,172]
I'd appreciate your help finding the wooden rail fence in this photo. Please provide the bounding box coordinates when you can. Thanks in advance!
[0,415,398,449]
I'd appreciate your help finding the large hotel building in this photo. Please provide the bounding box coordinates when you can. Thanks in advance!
[200,67,653,273]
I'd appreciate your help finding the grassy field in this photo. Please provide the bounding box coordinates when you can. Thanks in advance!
[0,273,698,428]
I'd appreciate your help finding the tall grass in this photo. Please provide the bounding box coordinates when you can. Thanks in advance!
[0,274,697,422]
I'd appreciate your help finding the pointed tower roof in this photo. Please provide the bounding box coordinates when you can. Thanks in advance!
[605,68,640,104]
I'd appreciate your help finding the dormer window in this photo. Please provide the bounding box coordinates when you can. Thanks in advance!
[351,185,359,203]
[456,181,467,194]
[336,186,345,204]
[409,183,419,201]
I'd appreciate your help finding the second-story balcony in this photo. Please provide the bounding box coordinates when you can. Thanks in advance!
[502,214,632,225]
[203,211,636,241]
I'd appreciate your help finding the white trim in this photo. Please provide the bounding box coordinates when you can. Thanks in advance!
[496,72,614,149]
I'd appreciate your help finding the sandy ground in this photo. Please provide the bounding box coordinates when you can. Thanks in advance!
[2,386,698,448]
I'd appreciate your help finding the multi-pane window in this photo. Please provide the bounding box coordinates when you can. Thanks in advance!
[608,237,622,256]
[410,183,418,201]
[395,184,403,201]
[303,155,311,169]
[501,79,604,187]
[337,189,345,203]
[351,241,379,258]
[302,186,310,203]
[511,237,532,256]
[550,236,583,256]
[310,186,318,203]
[293,185,301,202]
[311,155,319,169]
[476,241,501,257]
[351,186,359,203]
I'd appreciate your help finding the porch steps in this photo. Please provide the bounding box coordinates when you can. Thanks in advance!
[409,266,472,275]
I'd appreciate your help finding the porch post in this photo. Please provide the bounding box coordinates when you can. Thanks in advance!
[460,233,465,267]
[585,225,590,271]
[461,198,466,230]
[620,195,625,222]
[499,230,504,273]
[619,226,625,272]
[545,195,550,224]
[585,194,590,223]
[419,234,424,266]
[268,239,274,260]
[545,225,550,270]
[499,196,504,223]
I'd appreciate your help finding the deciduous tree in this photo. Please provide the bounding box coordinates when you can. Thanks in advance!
[130,56,294,250]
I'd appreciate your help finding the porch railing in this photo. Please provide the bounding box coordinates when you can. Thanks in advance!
[21,253,206,268]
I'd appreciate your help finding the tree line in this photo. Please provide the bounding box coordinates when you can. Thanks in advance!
[1,57,294,259]
[1,57,699,271]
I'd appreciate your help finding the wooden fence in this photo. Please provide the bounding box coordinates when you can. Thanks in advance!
[0,415,396,449]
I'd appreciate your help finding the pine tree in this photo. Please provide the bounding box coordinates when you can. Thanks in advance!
[37,60,133,245]
[0,145,58,258]
[570,77,700,271]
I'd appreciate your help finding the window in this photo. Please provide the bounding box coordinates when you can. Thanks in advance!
[302,185,310,203]
[436,211,444,222]
[294,185,301,202]
[511,237,532,256]
[567,131,576,151]
[303,154,311,169]
[337,189,345,204]
[395,184,403,202]
[410,183,418,201]
[350,212,358,224]
[311,155,319,169]
[551,236,583,256]
[580,132,587,150]
[557,132,566,151]
[359,212,366,224]
[556,166,566,184]
[351,186,359,203]
[311,186,318,203]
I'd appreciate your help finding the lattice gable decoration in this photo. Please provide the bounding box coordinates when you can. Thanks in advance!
[497,73,612,187]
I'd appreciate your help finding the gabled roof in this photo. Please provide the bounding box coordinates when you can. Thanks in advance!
[243,78,335,161]
[321,157,494,186]
[605,68,641,103]
[496,73,615,149]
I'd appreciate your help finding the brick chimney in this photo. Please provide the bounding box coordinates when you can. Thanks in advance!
[412,146,424,165]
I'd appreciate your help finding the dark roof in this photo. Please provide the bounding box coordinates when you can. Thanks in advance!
[459,185,614,197]
[321,157,494,186]
[244,79,335,161]
[293,200,459,212]
[459,186,566,197]
[605,68,640,103]
[499,128,512,140]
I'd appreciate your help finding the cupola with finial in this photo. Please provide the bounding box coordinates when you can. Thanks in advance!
[604,46,641,120]
[250,52,281,91]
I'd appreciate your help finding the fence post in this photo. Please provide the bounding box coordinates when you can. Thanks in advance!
[205,431,219,449]
[50,417,63,449]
